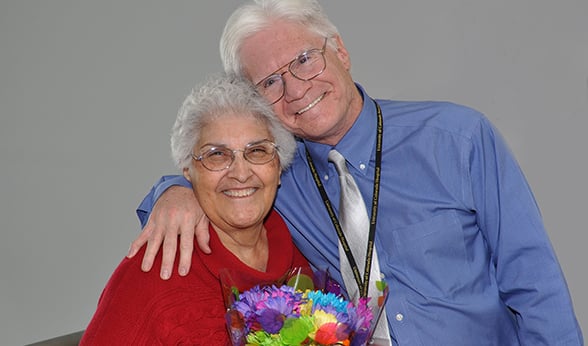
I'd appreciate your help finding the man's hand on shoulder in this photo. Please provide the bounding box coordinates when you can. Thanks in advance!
[127,185,210,280]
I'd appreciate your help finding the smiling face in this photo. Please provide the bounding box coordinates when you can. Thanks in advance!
[183,111,281,234]
[240,21,363,146]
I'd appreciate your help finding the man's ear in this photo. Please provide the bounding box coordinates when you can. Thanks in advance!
[333,35,351,70]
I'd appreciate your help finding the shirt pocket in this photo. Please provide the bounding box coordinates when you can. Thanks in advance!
[390,211,470,298]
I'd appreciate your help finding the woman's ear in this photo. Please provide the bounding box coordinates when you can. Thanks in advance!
[183,167,192,183]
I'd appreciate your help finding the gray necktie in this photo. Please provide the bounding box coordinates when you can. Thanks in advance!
[328,149,391,345]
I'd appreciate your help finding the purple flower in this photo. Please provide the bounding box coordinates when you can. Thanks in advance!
[256,308,285,334]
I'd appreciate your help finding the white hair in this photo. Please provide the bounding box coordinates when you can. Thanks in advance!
[220,0,340,76]
[170,74,296,170]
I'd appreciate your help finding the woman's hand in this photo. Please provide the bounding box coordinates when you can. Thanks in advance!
[127,186,210,280]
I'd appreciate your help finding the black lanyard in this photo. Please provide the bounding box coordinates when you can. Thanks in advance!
[305,99,383,297]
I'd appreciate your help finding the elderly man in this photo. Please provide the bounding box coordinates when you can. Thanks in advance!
[129,1,583,345]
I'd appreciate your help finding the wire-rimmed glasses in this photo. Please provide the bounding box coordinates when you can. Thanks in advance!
[192,139,278,172]
[255,37,328,105]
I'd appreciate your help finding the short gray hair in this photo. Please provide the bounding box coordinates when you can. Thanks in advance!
[171,74,296,170]
[220,0,340,76]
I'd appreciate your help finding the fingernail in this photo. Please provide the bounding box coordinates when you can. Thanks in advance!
[161,269,170,280]
[179,267,187,276]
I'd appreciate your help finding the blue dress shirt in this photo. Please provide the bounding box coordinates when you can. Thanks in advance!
[137,84,583,345]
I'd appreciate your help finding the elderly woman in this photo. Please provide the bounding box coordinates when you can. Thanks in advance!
[80,74,309,344]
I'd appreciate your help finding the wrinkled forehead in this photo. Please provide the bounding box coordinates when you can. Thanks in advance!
[239,24,324,82]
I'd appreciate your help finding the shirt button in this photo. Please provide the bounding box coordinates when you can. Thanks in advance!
[395,313,404,321]
[359,163,366,170]
[324,175,329,180]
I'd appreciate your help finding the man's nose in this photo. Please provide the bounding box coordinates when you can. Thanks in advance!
[282,73,312,102]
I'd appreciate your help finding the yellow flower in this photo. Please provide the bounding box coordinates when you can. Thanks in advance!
[312,309,338,327]
[299,299,314,316]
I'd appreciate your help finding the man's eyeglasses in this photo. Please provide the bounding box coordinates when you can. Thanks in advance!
[255,37,328,105]
[192,139,278,172]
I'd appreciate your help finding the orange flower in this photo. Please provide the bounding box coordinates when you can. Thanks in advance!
[314,322,340,344]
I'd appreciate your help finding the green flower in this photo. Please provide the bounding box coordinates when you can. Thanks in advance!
[280,316,315,345]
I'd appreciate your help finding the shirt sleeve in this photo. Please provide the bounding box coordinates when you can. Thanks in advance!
[468,116,583,345]
[136,175,191,228]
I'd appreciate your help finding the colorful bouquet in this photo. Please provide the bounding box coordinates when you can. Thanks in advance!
[222,268,385,346]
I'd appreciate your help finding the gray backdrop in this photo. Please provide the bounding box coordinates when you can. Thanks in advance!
[1,1,586,344]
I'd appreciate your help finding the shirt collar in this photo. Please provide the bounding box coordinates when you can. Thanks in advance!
[303,83,376,176]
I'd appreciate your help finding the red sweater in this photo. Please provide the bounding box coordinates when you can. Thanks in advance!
[81,210,309,345]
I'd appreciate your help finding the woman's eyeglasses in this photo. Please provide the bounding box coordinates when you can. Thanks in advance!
[192,139,278,171]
